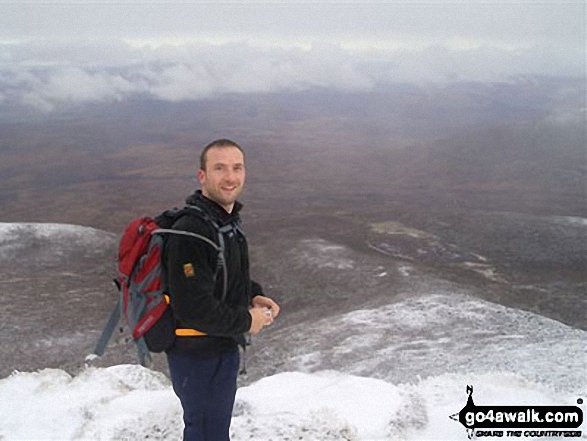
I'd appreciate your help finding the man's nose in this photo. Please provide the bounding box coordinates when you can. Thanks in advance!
[224,169,239,182]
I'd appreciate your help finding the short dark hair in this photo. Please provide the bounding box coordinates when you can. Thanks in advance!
[200,139,244,170]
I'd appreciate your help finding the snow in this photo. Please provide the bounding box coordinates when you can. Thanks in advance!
[398,265,411,277]
[550,216,587,227]
[0,365,179,440]
[259,293,586,397]
[0,222,111,244]
[0,365,583,440]
[297,239,355,270]
[234,371,401,439]
[0,295,585,441]
[3,289,581,439]
[1,223,584,439]
[0,222,116,259]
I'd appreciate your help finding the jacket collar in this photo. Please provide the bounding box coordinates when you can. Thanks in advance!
[185,190,242,225]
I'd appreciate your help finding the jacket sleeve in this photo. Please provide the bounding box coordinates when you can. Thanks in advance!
[251,280,263,298]
[163,219,252,336]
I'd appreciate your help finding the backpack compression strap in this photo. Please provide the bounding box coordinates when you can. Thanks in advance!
[91,282,122,359]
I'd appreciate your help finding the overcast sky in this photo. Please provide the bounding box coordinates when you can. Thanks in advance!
[0,1,584,111]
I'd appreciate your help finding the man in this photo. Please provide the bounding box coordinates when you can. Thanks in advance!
[163,139,279,441]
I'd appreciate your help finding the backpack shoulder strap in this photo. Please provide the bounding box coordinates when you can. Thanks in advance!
[182,203,226,266]
[154,207,187,229]
[182,204,219,228]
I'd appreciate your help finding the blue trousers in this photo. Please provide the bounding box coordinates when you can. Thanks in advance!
[167,349,240,441]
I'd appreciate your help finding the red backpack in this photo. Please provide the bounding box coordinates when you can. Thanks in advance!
[91,207,227,366]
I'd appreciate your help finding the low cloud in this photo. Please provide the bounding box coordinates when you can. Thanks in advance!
[0,39,583,111]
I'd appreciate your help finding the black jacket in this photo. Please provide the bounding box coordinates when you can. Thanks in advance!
[163,190,261,354]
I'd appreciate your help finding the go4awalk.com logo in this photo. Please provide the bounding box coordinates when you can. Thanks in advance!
[449,386,584,439]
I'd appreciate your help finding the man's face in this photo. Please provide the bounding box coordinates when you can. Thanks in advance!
[198,146,245,212]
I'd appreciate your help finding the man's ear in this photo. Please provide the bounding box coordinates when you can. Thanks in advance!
[197,168,205,184]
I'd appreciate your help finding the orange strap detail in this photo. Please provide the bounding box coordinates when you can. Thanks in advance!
[165,295,206,336]
[175,328,207,337]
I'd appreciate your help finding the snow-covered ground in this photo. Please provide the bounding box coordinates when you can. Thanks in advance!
[1,222,584,440]
[0,222,116,261]
[2,291,585,440]
[252,293,587,395]
[1,364,583,440]
[0,222,114,247]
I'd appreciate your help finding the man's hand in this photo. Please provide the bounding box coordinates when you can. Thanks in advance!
[252,295,280,318]
[249,307,274,334]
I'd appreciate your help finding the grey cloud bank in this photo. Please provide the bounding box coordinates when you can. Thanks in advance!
[0,2,584,111]
[2,40,584,112]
